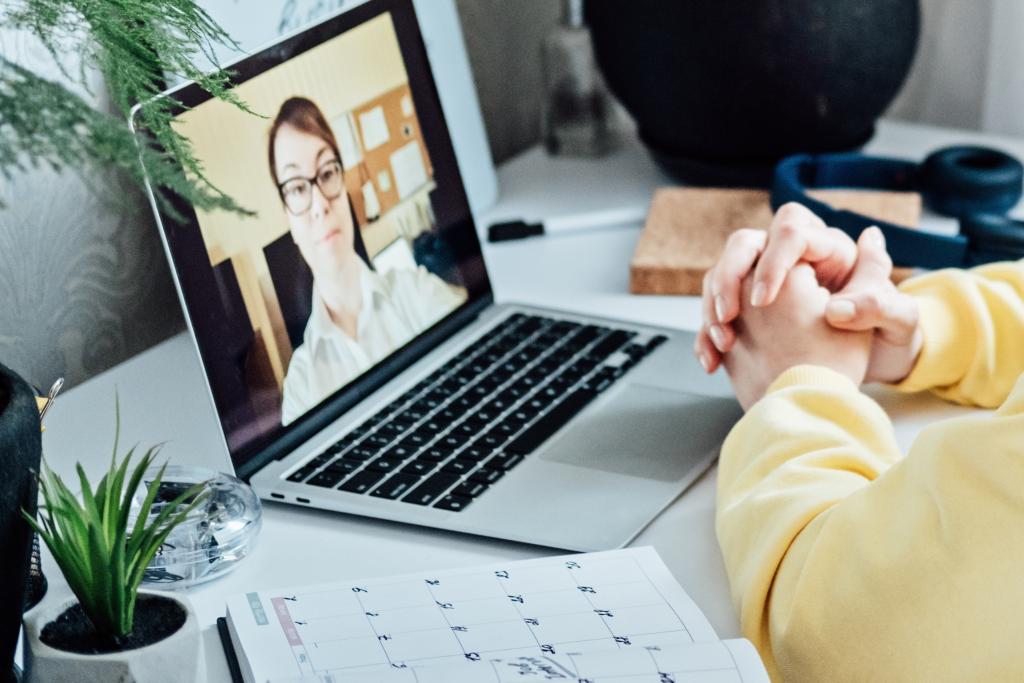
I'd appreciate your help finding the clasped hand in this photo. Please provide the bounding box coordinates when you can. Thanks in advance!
[696,203,924,410]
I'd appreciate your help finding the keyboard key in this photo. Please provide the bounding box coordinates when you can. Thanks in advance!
[487,396,514,412]
[469,467,505,485]
[487,452,524,471]
[510,408,532,422]
[453,480,488,498]
[366,457,402,473]
[378,421,409,437]
[506,389,597,454]
[399,433,429,449]
[453,422,478,436]
[441,459,475,475]
[550,319,579,334]
[648,334,668,350]
[370,474,420,500]
[286,465,318,482]
[325,459,360,474]
[404,403,431,420]
[475,432,507,450]
[343,447,376,461]
[467,384,492,399]
[421,419,445,434]
[524,397,548,412]
[518,316,544,334]
[402,460,436,476]
[383,444,416,461]
[572,325,602,346]
[588,330,633,360]
[402,473,460,506]
[470,409,499,424]
[309,453,333,466]
[459,445,490,462]
[434,493,473,512]
[339,469,385,494]
[440,433,472,449]
[491,420,525,437]
[420,446,452,462]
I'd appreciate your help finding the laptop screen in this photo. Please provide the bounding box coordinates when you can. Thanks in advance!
[145,0,491,473]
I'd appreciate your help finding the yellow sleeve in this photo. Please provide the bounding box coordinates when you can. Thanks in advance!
[717,365,1024,681]
[893,260,1024,407]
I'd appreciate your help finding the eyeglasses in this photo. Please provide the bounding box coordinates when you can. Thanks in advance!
[277,159,344,216]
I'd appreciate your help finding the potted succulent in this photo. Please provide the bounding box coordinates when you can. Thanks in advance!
[21,413,208,683]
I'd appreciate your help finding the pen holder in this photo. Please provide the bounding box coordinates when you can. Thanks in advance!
[0,363,43,682]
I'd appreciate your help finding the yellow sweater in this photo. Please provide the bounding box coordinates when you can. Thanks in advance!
[716,261,1024,682]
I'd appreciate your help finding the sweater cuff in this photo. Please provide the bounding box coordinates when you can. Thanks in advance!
[890,293,962,393]
[766,365,860,395]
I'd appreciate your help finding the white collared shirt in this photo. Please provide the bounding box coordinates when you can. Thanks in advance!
[281,263,467,424]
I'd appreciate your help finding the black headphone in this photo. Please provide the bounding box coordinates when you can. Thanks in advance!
[771,146,1024,268]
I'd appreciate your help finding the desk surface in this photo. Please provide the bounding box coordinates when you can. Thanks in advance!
[34,119,1007,679]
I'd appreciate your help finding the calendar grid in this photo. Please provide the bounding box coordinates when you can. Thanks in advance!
[229,548,719,681]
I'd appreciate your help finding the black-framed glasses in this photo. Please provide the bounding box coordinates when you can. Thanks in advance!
[277,159,344,216]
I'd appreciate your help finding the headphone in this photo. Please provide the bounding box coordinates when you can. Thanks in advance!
[771,146,1024,269]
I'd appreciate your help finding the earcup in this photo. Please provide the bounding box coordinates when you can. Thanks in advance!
[960,213,1024,263]
[921,146,1024,217]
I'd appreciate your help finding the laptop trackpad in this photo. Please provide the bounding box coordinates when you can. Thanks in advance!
[539,383,742,481]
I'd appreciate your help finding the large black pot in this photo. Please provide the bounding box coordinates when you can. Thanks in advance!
[0,365,42,683]
[586,0,920,186]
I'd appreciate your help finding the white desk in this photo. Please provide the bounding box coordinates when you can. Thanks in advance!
[33,120,1006,679]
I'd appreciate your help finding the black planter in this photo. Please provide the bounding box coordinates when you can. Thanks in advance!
[586,0,920,186]
[0,364,43,683]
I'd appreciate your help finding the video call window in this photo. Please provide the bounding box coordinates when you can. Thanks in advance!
[174,12,468,433]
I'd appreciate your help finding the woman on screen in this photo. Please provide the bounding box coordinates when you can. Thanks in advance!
[269,97,466,425]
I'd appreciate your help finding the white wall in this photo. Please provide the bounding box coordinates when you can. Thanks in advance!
[887,0,1024,138]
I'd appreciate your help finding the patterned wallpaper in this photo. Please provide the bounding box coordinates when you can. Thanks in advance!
[0,2,559,391]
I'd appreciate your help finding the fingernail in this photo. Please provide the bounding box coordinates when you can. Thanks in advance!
[750,282,767,307]
[709,325,726,350]
[867,226,885,248]
[699,352,711,372]
[714,295,727,321]
[827,299,856,321]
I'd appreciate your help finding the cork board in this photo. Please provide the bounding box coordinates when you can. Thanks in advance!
[629,188,922,295]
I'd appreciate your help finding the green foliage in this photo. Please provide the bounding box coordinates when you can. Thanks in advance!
[0,0,257,215]
[24,403,207,644]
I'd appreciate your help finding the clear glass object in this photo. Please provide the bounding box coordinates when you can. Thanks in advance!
[541,0,616,156]
[130,465,262,590]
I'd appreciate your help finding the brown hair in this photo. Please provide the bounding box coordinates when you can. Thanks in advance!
[267,96,344,189]
[267,97,372,269]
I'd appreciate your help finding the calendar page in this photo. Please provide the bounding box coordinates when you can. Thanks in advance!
[274,639,768,683]
[224,547,722,683]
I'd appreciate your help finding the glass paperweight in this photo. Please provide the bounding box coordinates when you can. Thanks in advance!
[130,465,262,590]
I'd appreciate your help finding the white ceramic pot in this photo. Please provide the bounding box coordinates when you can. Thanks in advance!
[22,590,204,683]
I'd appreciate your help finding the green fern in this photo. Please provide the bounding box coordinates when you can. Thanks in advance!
[1,0,257,215]
[23,402,208,644]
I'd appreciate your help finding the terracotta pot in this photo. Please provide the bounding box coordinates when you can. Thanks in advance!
[22,591,203,683]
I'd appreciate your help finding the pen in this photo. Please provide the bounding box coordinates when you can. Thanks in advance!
[38,377,65,426]
[487,205,648,242]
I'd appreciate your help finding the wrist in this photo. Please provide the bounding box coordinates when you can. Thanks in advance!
[867,326,923,384]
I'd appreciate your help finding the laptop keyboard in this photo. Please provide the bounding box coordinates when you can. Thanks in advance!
[284,313,667,512]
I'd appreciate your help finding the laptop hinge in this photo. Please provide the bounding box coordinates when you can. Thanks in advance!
[235,293,493,479]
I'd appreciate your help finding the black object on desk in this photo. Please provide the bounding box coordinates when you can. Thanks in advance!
[0,364,43,683]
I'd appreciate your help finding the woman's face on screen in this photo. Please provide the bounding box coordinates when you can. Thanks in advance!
[273,123,356,281]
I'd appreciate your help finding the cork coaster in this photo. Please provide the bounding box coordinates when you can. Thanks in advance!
[629,188,921,295]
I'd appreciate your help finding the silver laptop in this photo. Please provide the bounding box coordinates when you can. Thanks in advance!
[135,0,741,551]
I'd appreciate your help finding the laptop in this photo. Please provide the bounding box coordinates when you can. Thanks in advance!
[134,0,742,551]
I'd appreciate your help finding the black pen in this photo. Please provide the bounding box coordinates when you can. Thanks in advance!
[487,206,647,242]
